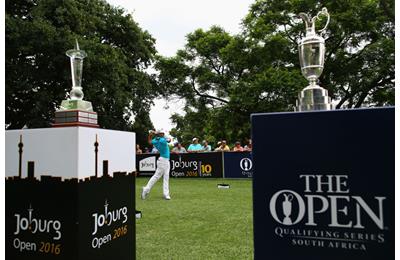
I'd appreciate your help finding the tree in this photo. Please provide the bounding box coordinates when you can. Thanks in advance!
[156,0,394,144]
[243,0,394,108]
[6,0,157,130]
[131,109,154,150]
[155,26,304,145]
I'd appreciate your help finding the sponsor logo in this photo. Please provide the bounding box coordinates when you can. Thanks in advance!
[171,156,202,177]
[269,175,385,229]
[139,157,156,171]
[171,156,198,171]
[91,200,129,249]
[92,200,128,235]
[240,158,253,171]
[268,174,387,251]
[14,205,61,240]
[12,204,63,254]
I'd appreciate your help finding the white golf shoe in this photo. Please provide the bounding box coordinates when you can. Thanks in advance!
[164,195,171,200]
[141,187,149,200]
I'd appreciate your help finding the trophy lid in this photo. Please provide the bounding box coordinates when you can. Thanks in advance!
[299,33,325,45]
[299,7,330,37]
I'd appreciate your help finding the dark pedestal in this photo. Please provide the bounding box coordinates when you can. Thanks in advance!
[251,107,394,260]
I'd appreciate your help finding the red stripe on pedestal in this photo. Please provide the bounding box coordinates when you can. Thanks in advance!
[51,122,100,128]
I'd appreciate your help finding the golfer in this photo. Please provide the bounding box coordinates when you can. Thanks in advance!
[141,129,171,200]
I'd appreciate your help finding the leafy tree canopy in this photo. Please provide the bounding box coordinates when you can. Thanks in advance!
[244,0,394,108]
[6,0,158,133]
[132,108,154,151]
[156,0,394,146]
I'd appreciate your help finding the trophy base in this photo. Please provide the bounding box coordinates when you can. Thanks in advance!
[53,109,99,128]
[295,86,333,112]
[53,100,99,128]
[60,100,94,112]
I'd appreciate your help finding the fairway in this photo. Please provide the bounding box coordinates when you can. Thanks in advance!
[136,178,254,260]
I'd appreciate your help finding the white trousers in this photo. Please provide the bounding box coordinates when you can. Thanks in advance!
[144,157,170,196]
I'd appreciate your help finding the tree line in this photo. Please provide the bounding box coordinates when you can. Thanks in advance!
[5,0,394,147]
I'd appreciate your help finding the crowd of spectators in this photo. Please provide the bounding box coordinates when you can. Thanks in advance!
[139,138,252,154]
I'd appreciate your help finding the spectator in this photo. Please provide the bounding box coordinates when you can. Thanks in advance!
[172,142,187,153]
[214,141,222,151]
[233,141,244,152]
[187,138,203,153]
[136,144,143,154]
[216,140,230,152]
[144,147,150,153]
[244,139,252,151]
[202,140,212,152]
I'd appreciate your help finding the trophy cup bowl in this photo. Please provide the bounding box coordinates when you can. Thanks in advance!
[299,36,325,83]
[295,8,333,111]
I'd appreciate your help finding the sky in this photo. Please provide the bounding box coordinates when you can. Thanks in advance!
[106,0,254,133]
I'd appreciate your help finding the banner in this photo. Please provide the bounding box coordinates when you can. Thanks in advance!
[6,128,136,260]
[223,152,253,178]
[136,154,160,176]
[170,152,223,178]
[251,108,394,260]
[137,152,223,178]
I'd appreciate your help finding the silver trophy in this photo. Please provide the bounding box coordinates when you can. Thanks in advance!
[66,39,87,100]
[296,7,333,111]
[59,39,94,112]
[282,194,293,225]
[54,39,98,127]
[243,160,249,171]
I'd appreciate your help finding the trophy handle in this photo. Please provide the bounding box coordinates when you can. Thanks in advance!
[283,193,293,202]
[298,12,311,31]
[314,7,330,33]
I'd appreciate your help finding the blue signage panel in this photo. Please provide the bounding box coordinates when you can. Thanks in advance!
[136,153,223,178]
[223,152,253,178]
[251,108,394,260]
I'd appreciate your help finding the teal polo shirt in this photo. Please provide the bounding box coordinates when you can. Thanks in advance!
[152,137,170,159]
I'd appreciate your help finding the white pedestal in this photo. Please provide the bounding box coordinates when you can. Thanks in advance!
[6,127,136,259]
[6,127,135,180]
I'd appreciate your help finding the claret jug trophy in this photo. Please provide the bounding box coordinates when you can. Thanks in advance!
[296,7,333,111]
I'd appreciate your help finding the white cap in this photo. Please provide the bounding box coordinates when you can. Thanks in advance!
[192,137,198,142]
[155,129,165,134]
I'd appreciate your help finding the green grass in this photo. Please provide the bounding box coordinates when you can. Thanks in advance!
[135,178,254,260]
